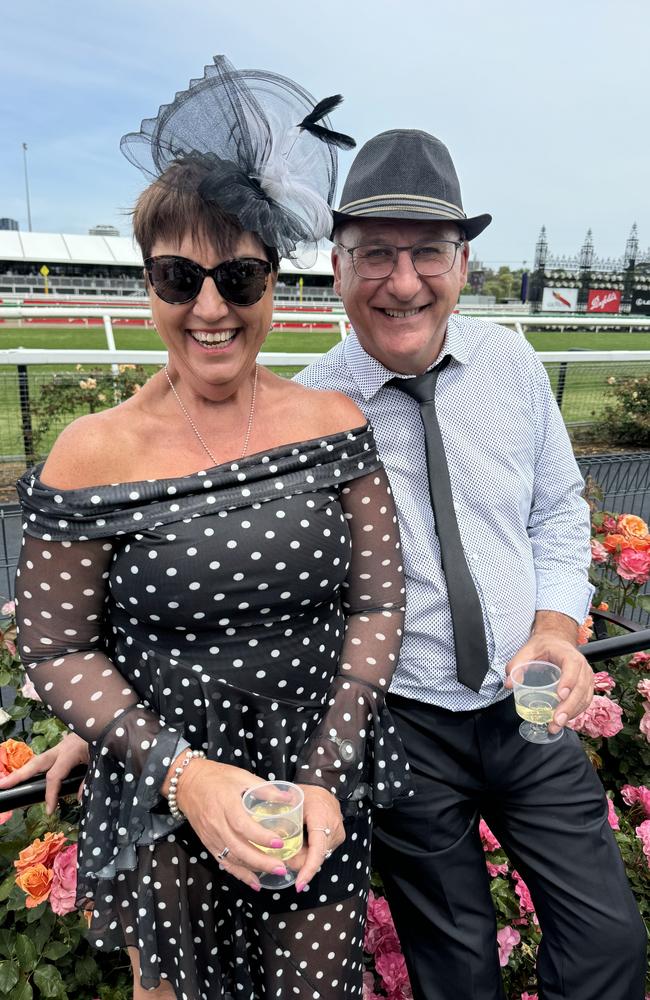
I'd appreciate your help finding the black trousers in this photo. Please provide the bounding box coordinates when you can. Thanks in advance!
[373,693,647,1000]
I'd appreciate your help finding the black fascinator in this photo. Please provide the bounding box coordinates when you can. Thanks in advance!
[120,55,355,262]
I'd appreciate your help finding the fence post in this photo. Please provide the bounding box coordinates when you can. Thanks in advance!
[17,365,35,467]
[555,361,568,411]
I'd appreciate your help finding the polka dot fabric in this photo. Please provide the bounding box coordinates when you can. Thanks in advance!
[16,425,411,999]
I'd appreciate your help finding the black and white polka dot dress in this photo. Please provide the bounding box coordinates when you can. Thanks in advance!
[16,425,411,999]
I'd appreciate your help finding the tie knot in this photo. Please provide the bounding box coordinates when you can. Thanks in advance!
[387,355,451,404]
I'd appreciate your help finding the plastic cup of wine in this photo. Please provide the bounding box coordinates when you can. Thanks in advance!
[511,660,564,744]
[242,780,304,889]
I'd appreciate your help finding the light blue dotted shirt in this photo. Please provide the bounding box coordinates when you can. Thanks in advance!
[294,314,594,710]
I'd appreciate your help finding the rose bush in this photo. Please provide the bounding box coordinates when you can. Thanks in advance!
[0,606,132,999]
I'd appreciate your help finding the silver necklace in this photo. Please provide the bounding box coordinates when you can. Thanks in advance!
[163,364,258,467]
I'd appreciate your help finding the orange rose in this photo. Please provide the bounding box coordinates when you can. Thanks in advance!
[622,534,650,552]
[0,739,34,775]
[14,831,67,874]
[577,615,594,645]
[595,602,609,611]
[15,863,53,908]
[618,514,649,539]
[603,533,627,553]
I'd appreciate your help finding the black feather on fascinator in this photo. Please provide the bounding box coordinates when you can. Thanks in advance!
[120,55,355,262]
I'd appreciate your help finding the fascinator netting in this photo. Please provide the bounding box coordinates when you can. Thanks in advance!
[120,55,354,263]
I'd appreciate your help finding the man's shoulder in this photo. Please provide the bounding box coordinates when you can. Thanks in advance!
[293,339,353,390]
[454,314,536,368]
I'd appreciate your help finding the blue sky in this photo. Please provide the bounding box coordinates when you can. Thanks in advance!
[2,0,647,268]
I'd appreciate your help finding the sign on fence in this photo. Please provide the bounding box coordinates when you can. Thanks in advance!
[542,287,579,312]
[587,289,621,313]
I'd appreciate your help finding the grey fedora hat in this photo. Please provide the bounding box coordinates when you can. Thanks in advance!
[332,129,491,241]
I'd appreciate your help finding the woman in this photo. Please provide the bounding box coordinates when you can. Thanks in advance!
[14,56,410,999]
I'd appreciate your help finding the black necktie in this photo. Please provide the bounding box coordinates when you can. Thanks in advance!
[389,356,490,692]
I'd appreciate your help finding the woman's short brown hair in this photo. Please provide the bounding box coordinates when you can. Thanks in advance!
[132,160,280,270]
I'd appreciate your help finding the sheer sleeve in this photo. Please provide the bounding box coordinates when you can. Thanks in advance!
[16,533,188,845]
[296,465,412,808]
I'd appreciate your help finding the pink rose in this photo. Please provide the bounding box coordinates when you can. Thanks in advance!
[0,600,15,617]
[512,871,537,920]
[606,797,620,830]
[497,925,521,967]
[20,678,41,702]
[603,515,619,533]
[639,709,650,743]
[616,547,650,583]
[635,819,650,866]
[628,651,650,671]
[590,539,609,564]
[0,810,12,825]
[593,671,616,694]
[567,695,624,739]
[362,972,384,1000]
[375,950,412,998]
[637,679,650,700]
[479,819,501,852]
[521,994,539,1000]
[49,843,77,916]
[487,861,509,877]
[621,785,650,818]
[364,891,400,957]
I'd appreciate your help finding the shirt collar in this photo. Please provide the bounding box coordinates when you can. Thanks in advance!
[343,312,470,402]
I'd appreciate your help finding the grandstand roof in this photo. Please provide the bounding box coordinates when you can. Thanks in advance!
[0,230,334,276]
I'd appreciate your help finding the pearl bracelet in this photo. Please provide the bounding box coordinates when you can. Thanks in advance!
[166,748,206,821]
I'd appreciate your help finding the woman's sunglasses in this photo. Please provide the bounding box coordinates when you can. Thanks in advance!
[144,255,272,306]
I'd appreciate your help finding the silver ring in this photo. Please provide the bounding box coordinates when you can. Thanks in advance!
[323,848,333,860]
[312,827,332,837]
[216,846,230,862]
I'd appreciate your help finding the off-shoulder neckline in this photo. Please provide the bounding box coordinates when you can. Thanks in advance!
[28,423,372,496]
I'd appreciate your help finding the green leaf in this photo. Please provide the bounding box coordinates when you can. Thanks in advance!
[0,873,17,903]
[33,963,64,998]
[24,901,46,924]
[0,930,14,960]
[41,941,70,961]
[8,979,33,1000]
[15,935,37,972]
[74,953,100,986]
[0,959,19,991]
[30,908,56,952]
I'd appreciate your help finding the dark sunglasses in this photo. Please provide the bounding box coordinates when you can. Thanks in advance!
[144,255,272,306]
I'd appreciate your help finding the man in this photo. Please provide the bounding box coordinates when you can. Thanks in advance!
[4,129,646,999]
[293,129,647,999]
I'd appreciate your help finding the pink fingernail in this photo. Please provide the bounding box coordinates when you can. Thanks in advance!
[272,866,287,876]
[270,838,284,849]
[251,882,262,892]
[296,881,305,893]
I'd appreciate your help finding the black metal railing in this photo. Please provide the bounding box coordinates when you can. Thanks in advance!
[0,613,647,814]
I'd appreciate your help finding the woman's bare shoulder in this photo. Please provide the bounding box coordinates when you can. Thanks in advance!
[267,376,367,438]
[39,404,142,490]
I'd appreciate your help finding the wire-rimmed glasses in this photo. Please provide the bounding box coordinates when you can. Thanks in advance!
[336,239,464,279]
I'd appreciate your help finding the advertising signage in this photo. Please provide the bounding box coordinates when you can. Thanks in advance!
[631,293,650,316]
[541,287,578,312]
[587,289,621,313]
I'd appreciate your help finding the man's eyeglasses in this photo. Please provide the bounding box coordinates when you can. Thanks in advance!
[144,255,272,306]
[336,240,464,280]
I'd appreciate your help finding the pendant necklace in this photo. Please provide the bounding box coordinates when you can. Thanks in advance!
[163,364,258,467]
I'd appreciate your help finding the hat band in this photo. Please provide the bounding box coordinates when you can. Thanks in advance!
[338,192,467,221]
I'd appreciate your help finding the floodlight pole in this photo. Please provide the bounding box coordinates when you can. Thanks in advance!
[22,142,32,232]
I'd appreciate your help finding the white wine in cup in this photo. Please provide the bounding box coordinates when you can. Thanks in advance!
[511,660,563,744]
[242,781,304,889]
